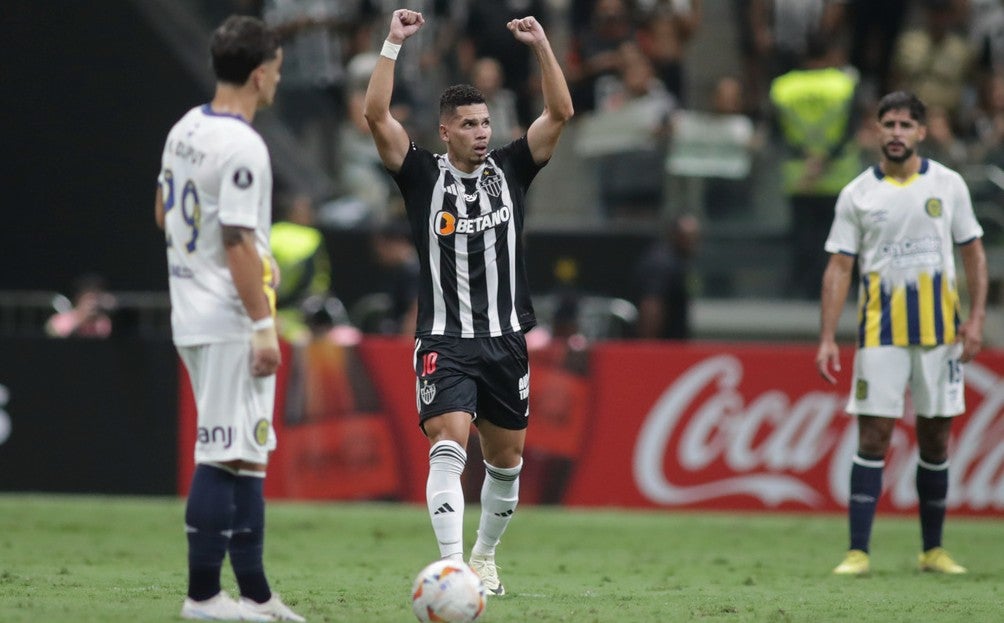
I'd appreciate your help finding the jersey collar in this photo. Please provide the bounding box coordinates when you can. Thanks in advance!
[200,104,250,125]
[440,153,488,179]
[872,158,929,181]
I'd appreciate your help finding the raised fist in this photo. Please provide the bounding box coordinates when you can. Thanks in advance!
[388,9,424,43]
[506,16,545,45]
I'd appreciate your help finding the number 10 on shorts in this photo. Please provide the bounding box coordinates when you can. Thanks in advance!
[422,352,438,377]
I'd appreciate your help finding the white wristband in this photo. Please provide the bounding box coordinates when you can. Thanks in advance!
[251,317,275,331]
[381,40,401,60]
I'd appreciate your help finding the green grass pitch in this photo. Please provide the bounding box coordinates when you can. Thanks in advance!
[0,495,1001,622]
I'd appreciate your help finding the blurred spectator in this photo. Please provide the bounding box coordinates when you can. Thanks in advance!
[568,0,601,34]
[671,75,761,220]
[458,0,549,127]
[301,293,351,337]
[263,0,360,174]
[968,72,1004,205]
[368,218,419,337]
[924,105,969,170]
[842,0,909,104]
[406,1,471,132]
[46,273,115,339]
[566,0,638,113]
[711,74,746,116]
[270,193,332,344]
[471,57,525,147]
[577,43,676,219]
[548,257,585,342]
[731,0,768,117]
[636,0,703,104]
[969,72,1004,160]
[769,38,861,299]
[632,213,701,340]
[748,0,847,81]
[284,293,361,425]
[319,53,401,229]
[968,0,1004,78]
[891,0,974,129]
[853,97,883,164]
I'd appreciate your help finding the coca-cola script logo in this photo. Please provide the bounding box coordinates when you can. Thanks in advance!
[633,355,1004,512]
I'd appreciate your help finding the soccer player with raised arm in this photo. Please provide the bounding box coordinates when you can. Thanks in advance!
[155,15,304,621]
[816,91,988,576]
[363,9,573,595]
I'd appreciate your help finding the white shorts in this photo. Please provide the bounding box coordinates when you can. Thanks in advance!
[178,341,277,465]
[846,343,965,418]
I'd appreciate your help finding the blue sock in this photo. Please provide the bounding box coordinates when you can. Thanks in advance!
[848,453,884,553]
[186,464,236,601]
[230,472,271,603]
[916,458,949,552]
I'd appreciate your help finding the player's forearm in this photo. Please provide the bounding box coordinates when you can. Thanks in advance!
[819,259,851,342]
[961,239,988,322]
[225,230,272,322]
[363,55,396,123]
[364,11,407,124]
[532,39,574,124]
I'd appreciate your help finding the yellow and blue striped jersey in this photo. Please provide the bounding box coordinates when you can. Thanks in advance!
[824,159,983,348]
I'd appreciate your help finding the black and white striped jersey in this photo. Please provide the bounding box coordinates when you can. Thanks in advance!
[392,137,544,338]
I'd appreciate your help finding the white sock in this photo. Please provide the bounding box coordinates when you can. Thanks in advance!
[427,440,467,559]
[472,461,522,558]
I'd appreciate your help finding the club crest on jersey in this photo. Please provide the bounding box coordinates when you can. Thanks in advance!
[420,380,437,405]
[233,167,254,189]
[479,167,503,197]
[925,197,942,218]
[433,206,512,237]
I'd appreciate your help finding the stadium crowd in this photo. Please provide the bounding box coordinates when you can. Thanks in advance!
[174,0,1004,337]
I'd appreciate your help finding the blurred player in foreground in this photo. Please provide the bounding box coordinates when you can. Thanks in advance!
[155,14,304,621]
[364,8,573,595]
[816,91,987,576]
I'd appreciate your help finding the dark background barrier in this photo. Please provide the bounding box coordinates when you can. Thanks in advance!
[0,338,178,494]
[0,1,195,294]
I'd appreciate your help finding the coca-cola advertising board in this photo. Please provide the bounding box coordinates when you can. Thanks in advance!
[176,339,1004,515]
[563,343,1004,515]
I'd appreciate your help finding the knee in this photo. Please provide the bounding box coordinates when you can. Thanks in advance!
[917,437,950,463]
[484,451,522,470]
[916,418,952,463]
[857,419,894,456]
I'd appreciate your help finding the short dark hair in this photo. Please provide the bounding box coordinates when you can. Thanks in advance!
[210,15,279,86]
[439,84,486,119]
[877,91,927,125]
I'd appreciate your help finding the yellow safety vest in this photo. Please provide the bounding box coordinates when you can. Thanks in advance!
[770,67,860,196]
[269,222,330,306]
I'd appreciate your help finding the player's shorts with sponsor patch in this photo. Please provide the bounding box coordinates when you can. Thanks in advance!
[847,343,965,418]
[413,332,530,431]
[178,340,277,464]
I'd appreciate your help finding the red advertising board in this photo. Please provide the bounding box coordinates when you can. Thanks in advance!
[178,338,1004,515]
[566,343,1004,514]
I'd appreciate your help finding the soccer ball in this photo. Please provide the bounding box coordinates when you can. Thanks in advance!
[410,559,487,623]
